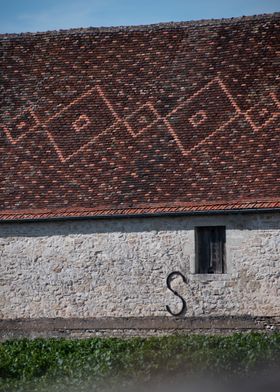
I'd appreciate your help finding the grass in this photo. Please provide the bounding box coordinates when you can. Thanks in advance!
[0,333,280,391]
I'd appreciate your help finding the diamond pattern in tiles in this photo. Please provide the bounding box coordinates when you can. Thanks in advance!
[124,103,161,137]
[72,114,91,133]
[164,78,240,153]
[245,93,280,131]
[1,108,39,144]
[43,87,120,161]
[1,78,279,161]
[189,110,208,127]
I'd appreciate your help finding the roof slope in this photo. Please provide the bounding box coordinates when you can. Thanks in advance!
[1,13,280,220]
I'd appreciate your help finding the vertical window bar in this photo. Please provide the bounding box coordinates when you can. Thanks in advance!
[195,226,226,274]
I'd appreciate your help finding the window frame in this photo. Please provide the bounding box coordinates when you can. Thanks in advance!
[195,225,226,274]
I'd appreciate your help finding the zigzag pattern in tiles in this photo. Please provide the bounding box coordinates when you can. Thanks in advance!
[1,77,279,163]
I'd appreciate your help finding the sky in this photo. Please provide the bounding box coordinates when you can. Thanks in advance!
[0,0,279,34]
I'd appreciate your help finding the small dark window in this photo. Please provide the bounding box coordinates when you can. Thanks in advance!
[195,226,226,274]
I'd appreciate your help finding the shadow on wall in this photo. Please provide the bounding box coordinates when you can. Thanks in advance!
[0,212,279,238]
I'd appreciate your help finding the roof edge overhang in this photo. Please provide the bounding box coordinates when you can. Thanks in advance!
[0,198,279,223]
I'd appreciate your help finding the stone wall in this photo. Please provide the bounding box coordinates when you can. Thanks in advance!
[0,213,279,322]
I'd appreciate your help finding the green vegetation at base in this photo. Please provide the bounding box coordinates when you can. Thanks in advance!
[0,333,280,392]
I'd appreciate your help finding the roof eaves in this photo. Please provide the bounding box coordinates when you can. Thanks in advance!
[0,199,280,222]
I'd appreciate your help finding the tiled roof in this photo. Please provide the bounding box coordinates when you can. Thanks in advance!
[1,13,280,221]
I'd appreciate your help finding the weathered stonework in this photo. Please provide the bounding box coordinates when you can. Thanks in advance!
[1,213,279,326]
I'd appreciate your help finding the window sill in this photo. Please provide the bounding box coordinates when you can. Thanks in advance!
[188,273,234,282]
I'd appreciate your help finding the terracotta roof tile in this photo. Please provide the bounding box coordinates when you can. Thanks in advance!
[1,13,280,220]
